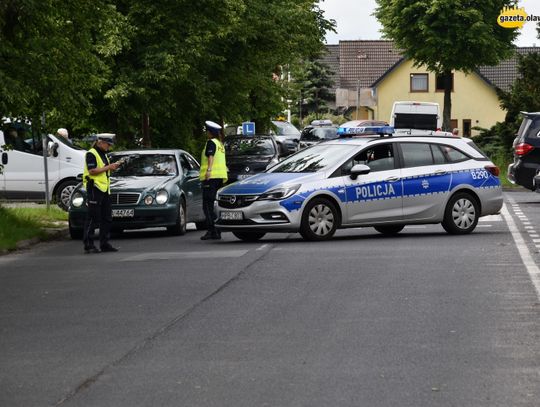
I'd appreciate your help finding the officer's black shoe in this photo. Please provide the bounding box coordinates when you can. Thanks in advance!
[84,246,100,254]
[100,244,119,252]
[200,232,213,240]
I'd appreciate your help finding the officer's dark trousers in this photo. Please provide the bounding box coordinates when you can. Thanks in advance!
[83,187,112,249]
[202,179,223,235]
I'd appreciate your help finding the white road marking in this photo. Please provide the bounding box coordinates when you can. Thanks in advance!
[122,250,249,262]
[501,204,540,299]
[404,225,427,229]
[256,244,269,251]
[479,215,502,222]
[476,225,493,228]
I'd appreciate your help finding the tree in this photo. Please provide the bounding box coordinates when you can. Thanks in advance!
[290,58,335,122]
[0,0,126,130]
[375,0,518,130]
[475,23,540,156]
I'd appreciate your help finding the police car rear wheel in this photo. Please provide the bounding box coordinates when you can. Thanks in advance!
[374,225,405,235]
[442,193,479,234]
[300,198,338,241]
[232,231,266,242]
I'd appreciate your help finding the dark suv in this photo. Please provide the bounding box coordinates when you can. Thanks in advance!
[508,112,540,190]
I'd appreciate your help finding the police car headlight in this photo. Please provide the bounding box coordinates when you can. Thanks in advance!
[71,192,84,208]
[155,190,168,204]
[144,195,154,205]
[258,184,300,201]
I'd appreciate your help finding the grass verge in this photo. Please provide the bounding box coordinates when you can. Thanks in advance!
[0,206,68,251]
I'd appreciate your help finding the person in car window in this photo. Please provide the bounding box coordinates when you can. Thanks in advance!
[199,121,228,240]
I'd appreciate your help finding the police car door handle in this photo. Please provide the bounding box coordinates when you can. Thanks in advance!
[385,176,400,182]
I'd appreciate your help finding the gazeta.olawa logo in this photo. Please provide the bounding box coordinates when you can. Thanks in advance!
[498,5,539,28]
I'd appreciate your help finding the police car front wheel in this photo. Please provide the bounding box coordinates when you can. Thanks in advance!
[442,192,479,235]
[300,197,339,241]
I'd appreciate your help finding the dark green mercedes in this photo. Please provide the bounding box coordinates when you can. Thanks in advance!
[68,149,206,239]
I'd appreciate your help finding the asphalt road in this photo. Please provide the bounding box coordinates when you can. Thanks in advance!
[1,191,539,407]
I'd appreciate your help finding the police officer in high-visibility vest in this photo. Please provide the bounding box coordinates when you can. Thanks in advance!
[200,121,227,240]
[82,134,121,253]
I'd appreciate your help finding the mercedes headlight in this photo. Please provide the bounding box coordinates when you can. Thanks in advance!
[144,195,154,205]
[258,184,300,201]
[71,192,84,208]
[156,190,169,204]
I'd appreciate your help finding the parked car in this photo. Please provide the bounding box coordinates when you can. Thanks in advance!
[270,120,301,153]
[508,112,540,190]
[0,123,85,210]
[68,149,206,238]
[224,135,288,183]
[216,127,502,241]
[298,120,339,149]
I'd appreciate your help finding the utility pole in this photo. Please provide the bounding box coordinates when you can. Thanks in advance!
[41,112,50,210]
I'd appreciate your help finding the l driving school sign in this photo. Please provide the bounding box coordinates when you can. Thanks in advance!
[498,5,539,28]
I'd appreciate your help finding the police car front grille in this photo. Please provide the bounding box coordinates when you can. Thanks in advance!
[218,195,258,209]
[111,193,140,205]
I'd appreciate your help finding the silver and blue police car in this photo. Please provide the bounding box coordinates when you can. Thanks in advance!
[215,126,503,241]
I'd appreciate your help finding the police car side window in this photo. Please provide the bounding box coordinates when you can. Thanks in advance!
[431,144,447,164]
[341,143,395,174]
[400,143,435,167]
[441,145,469,162]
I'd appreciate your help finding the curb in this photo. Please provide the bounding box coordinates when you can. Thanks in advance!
[1,227,69,256]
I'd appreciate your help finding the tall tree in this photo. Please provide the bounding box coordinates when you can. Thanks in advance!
[0,0,126,130]
[375,0,518,130]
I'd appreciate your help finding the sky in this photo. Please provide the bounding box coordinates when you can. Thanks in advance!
[320,0,540,47]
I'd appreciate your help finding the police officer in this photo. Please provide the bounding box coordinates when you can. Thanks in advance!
[200,121,227,240]
[82,134,120,253]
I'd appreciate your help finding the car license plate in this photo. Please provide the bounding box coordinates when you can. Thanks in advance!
[238,174,252,180]
[112,209,134,218]
[220,211,243,220]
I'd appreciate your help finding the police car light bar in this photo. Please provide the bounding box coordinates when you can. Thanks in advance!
[337,125,395,137]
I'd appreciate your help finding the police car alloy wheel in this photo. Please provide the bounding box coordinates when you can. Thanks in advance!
[232,231,266,242]
[168,200,187,235]
[374,225,405,235]
[300,198,339,241]
[441,192,479,235]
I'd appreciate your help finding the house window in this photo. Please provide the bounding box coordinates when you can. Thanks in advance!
[436,73,454,92]
[410,74,428,92]
[463,119,472,137]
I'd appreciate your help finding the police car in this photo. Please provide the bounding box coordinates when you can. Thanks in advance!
[215,126,503,241]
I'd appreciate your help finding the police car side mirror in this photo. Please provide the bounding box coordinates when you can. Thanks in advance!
[186,169,199,179]
[349,164,371,180]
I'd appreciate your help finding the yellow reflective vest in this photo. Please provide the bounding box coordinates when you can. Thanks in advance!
[83,148,110,193]
[200,138,227,182]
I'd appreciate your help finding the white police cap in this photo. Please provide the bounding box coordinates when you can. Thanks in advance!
[205,120,222,135]
[96,133,116,144]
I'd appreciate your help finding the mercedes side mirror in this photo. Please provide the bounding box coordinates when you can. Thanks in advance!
[349,164,371,180]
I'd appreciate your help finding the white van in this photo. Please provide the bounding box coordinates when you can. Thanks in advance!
[390,101,441,131]
[0,125,85,210]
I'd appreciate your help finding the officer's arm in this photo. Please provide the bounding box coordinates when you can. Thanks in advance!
[88,162,119,175]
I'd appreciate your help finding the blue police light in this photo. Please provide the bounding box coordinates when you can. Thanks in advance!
[337,125,395,137]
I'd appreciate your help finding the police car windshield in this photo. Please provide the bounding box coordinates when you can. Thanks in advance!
[112,154,178,177]
[225,138,275,156]
[269,144,352,173]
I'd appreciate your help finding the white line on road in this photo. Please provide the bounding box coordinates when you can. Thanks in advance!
[121,250,249,262]
[479,215,503,222]
[256,244,269,251]
[501,204,540,299]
